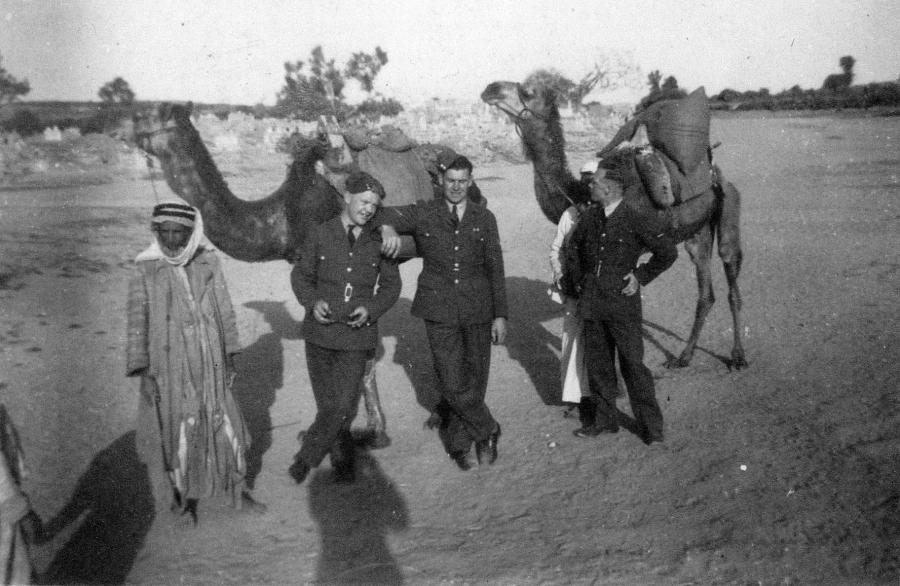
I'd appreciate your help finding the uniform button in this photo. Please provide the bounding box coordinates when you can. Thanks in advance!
[454,279,459,284]
[454,246,459,251]
[347,267,352,272]
[349,252,353,257]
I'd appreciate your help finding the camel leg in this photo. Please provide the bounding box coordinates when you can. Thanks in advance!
[668,223,715,368]
[361,357,391,449]
[716,181,747,369]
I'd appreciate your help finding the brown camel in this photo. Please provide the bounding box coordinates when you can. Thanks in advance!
[480,80,747,369]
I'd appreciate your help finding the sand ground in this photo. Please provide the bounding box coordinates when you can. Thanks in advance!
[1,113,899,584]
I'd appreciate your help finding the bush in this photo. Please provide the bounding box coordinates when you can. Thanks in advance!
[3,109,42,135]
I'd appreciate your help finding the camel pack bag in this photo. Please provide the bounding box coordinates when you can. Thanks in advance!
[642,86,711,175]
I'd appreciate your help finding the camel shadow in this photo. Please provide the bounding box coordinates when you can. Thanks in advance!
[233,300,303,489]
[308,447,409,584]
[641,320,733,368]
[503,276,570,406]
[34,431,154,585]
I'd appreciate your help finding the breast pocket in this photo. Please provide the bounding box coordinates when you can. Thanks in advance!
[467,225,486,251]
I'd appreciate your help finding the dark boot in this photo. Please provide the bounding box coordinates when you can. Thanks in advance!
[577,396,597,428]
[330,431,356,483]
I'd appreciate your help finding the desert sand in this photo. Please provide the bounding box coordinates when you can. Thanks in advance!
[1,112,899,584]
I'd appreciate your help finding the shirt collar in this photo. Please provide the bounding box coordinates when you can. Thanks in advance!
[604,199,622,217]
[447,199,467,217]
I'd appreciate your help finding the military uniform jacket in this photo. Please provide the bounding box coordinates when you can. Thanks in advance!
[291,217,401,351]
[566,202,677,321]
[379,199,507,325]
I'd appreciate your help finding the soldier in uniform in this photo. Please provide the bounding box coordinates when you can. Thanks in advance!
[378,155,507,470]
[288,171,401,484]
[565,166,677,444]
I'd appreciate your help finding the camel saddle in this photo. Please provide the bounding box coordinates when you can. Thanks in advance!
[634,145,713,207]
[599,86,713,207]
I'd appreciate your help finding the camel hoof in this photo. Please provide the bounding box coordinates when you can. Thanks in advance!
[665,356,691,369]
[731,353,749,370]
[366,430,392,449]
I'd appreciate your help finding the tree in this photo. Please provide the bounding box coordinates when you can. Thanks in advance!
[98,77,135,104]
[525,53,639,112]
[0,53,30,106]
[276,45,396,122]
[523,68,576,105]
[661,76,679,92]
[647,70,662,93]
[345,47,388,93]
[839,55,856,76]
[637,72,687,111]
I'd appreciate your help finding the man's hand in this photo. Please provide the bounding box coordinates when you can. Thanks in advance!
[622,272,639,296]
[312,299,335,324]
[346,306,369,328]
[491,317,507,345]
[379,225,402,258]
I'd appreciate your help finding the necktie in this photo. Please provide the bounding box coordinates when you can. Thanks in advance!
[452,204,460,227]
[347,226,356,247]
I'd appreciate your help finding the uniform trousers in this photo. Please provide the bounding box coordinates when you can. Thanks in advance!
[583,315,663,437]
[299,342,368,467]
[424,320,497,454]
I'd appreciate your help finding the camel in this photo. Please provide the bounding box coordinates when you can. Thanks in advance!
[134,103,375,262]
[480,80,747,369]
[132,103,479,261]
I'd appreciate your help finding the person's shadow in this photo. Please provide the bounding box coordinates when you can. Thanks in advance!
[503,275,570,405]
[373,297,440,417]
[308,448,409,584]
[232,300,303,489]
[34,431,154,585]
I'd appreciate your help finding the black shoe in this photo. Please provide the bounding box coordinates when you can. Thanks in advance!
[288,456,311,484]
[449,449,474,471]
[573,424,619,438]
[475,424,501,465]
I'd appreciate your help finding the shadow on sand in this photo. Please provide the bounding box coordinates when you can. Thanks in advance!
[232,300,303,489]
[34,431,154,585]
[308,445,409,584]
[380,297,442,417]
[503,276,569,406]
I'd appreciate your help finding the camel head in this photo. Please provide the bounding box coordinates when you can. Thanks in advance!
[480,80,557,122]
[481,80,574,224]
[480,79,565,166]
[132,102,195,159]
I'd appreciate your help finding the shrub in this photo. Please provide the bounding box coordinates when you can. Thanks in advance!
[3,109,42,135]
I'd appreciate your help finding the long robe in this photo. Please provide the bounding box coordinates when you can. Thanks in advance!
[126,247,248,508]
[549,206,588,404]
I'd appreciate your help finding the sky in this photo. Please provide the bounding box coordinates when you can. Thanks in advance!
[2,0,899,107]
